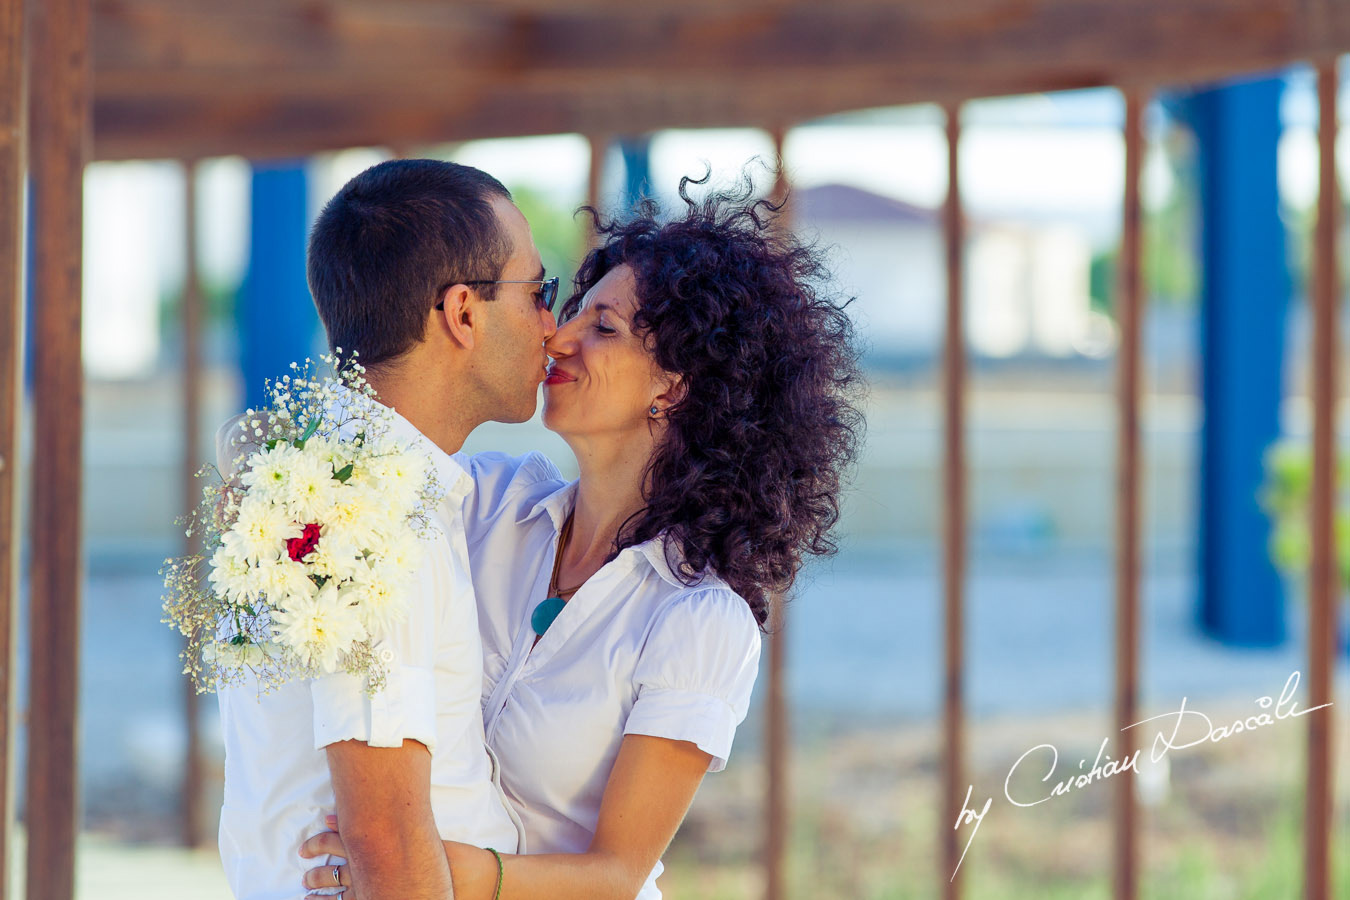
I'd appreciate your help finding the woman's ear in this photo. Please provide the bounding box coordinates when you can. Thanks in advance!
[437,284,478,351]
[652,373,686,414]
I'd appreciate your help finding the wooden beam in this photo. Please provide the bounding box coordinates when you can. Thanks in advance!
[1113,88,1145,900]
[1304,57,1338,900]
[180,160,204,848]
[92,0,1335,87]
[940,101,966,900]
[80,66,1088,162]
[88,0,1350,161]
[0,0,26,891]
[26,0,90,897]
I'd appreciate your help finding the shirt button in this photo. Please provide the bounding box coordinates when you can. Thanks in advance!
[376,646,395,664]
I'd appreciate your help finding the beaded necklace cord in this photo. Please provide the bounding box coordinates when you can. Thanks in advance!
[531,511,582,637]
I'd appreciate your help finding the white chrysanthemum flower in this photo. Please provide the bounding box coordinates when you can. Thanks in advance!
[237,641,266,667]
[208,544,253,602]
[284,446,340,523]
[306,535,365,584]
[239,442,304,502]
[308,433,353,477]
[319,484,381,549]
[223,496,300,565]
[371,530,424,578]
[368,449,429,501]
[347,563,409,636]
[253,558,320,605]
[271,581,367,674]
[210,640,263,667]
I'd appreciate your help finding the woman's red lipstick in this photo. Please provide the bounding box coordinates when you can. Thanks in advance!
[545,368,575,386]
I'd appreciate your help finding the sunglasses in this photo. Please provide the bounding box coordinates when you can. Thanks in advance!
[435,277,560,314]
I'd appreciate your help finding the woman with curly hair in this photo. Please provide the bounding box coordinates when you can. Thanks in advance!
[301,174,863,899]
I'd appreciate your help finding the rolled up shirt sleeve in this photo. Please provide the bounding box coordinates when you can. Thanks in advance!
[309,537,448,753]
[623,588,763,772]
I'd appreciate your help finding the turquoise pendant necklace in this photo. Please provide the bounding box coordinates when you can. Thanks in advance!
[531,595,566,636]
[533,512,580,637]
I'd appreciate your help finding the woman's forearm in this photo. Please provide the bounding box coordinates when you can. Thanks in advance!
[445,843,643,900]
[441,735,711,900]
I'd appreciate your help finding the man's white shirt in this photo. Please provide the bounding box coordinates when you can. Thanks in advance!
[215,408,522,900]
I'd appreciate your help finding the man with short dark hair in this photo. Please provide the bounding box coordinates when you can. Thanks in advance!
[216,159,557,900]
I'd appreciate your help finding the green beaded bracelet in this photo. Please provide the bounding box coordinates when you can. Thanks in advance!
[486,847,504,900]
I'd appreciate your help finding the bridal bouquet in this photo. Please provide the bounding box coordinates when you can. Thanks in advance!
[162,353,444,695]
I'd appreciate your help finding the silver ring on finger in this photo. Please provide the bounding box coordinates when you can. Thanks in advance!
[332,865,341,887]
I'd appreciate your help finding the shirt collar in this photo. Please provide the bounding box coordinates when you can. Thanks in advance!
[523,478,706,590]
[382,405,473,502]
[637,536,701,589]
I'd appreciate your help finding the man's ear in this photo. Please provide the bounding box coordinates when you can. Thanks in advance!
[436,284,478,351]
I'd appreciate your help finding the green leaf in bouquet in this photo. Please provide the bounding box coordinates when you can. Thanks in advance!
[294,415,322,449]
[333,462,354,483]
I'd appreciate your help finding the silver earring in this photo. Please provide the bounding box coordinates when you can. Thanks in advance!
[649,406,659,416]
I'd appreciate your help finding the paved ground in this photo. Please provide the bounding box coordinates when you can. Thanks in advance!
[8,832,232,899]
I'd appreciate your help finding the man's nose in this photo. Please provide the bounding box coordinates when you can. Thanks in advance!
[540,307,558,341]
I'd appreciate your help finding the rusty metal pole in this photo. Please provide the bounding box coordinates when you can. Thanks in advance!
[586,134,608,248]
[940,102,968,900]
[0,0,27,893]
[1304,58,1339,900]
[763,127,792,900]
[26,0,89,896]
[180,160,204,847]
[1113,88,1146,900]
[763,592,787,900]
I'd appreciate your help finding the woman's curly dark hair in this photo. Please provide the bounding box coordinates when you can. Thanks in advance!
[563,170,865,629]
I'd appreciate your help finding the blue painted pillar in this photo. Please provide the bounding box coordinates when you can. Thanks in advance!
[618,137,652,214]
[1190,78,1290,646]
[238,162,318,412]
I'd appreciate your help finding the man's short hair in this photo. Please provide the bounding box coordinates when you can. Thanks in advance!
[307,158,512,368]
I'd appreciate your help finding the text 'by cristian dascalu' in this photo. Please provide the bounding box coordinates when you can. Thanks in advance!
[949,670,1333,881]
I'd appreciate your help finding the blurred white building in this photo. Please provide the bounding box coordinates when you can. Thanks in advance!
[797,183,1098,360]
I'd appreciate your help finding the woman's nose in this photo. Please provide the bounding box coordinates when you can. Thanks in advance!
[545,319,576,357]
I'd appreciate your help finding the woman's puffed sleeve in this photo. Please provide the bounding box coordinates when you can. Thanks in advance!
[623,589,762,773]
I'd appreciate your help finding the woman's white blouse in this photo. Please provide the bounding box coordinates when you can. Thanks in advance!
[459,451,763,898]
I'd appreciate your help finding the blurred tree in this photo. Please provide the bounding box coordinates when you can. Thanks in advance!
[1260,441,1350,597]
[507,185,587,295]
[1089,132,1200,314]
